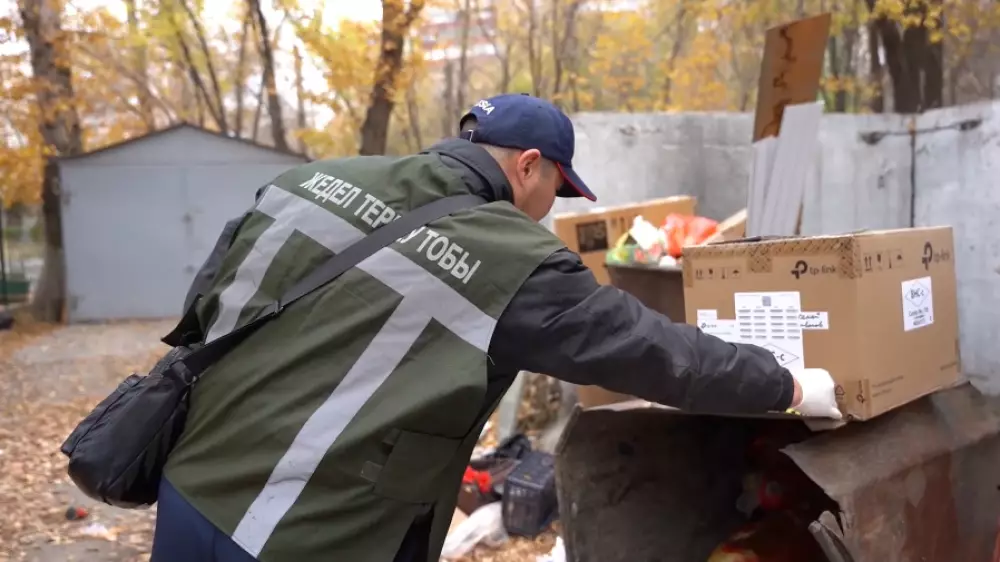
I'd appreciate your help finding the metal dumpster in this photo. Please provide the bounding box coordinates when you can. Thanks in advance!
[606,263,685,323]
[556,264,1000,562]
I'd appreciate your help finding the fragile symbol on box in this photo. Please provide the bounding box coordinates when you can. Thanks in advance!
[760,343,801,368]
[888,248,903,269]
[901,276,934,332]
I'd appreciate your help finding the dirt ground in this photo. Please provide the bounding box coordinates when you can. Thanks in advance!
[0,318,173,562]
[0,318,559,562]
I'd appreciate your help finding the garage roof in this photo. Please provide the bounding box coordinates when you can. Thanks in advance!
[57,122,311,162]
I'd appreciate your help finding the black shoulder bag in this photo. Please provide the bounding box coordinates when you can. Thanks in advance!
[60,194,486,508]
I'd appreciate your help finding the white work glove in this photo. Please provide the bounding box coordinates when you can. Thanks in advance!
[789,368,842,420]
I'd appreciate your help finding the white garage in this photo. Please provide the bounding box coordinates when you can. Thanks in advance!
[59,124,309,322]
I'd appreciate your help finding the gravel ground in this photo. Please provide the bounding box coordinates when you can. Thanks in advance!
[0,319,175,562]
[0,318,561,562]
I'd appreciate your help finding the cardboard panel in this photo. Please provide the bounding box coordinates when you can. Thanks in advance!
[682,227,960,421]
[552,196,696,285]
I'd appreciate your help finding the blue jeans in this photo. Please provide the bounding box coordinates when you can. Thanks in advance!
[151,477,426,561]
[150,479,258,562]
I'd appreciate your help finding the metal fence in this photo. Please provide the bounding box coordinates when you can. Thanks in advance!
[0,203,41,308]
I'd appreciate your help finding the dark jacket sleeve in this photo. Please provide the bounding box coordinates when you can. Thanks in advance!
[487,248,795,414]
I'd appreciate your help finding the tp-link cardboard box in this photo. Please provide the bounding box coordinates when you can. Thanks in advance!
[682,226,960,421]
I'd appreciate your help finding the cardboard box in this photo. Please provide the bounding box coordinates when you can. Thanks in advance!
[552,196,697,286]
[576,386,634,409]
[682,226,960,421]
[702,208,747,245]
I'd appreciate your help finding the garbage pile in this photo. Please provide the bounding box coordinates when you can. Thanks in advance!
[441,434,562,561]
[706,426,836,562]
[605,213,719,268]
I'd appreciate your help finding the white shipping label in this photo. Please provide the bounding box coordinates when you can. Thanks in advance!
[701,319,739,342]
[734,291,805,370]
[799,311,829,330]
[901,276,934,331]
[696,310,739,342]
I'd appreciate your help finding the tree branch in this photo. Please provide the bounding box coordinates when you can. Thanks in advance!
[177,0,228,132]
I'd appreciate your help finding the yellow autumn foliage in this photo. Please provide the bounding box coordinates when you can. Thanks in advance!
[2,0,1000,207]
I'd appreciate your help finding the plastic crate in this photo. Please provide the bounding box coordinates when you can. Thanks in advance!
[501,450,558,537]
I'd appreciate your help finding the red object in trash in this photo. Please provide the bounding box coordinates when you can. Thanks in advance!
[661,214,688,258]
[683,215,719,247]
[462,466,493,494]
[660,214,719,258]
[65,506,89,521]
[707,511,824,562]
[756,478,785,511]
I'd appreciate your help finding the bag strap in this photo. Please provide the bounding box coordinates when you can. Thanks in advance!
[174,194,487,377]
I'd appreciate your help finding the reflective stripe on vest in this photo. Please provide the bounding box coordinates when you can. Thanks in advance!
[209,186,497,557]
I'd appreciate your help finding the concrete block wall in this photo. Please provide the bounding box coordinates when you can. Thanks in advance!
[555,100,1000,393]
[556,110,913,232]
[914,101,1000,393]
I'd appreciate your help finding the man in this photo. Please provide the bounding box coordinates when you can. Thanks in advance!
[152,94,840,562]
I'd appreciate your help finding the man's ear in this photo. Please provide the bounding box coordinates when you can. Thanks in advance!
[517,149,543,178]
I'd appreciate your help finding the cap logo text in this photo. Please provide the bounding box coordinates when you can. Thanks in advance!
[474,99,495,115]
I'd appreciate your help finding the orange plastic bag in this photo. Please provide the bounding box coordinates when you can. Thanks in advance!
[661,214,689,258]
[660,214,719,258]
[684,216,719,246]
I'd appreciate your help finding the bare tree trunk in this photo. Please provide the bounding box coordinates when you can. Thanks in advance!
[442,59,456,136]
[250,0,289,151]
[18,0,84,323]
[406,82,424,148]
[525,0,542,97]
[900,24,927,112]
[178,0,228,132]
[922,2,944,110]
[865,0,943,113]
[456,0,472,112]
[252,82,265,142]
[828,36,846,111]
[661,2,690,107]
[125,0,154,130]
[294,45,307,154]
[867,19,884,112]
[400,120,415,153]
[842,9,859,112]
[550,0,560,98]
[500,43,513,92]
[571,73,580,111]
[171,21,224,129]
[359,0,426,156]
[478,0,511,92]
[234,8,252,138]
[550,0,582,103]
[195,88,205,125]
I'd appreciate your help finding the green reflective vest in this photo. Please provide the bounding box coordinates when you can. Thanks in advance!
[164,153,563,562]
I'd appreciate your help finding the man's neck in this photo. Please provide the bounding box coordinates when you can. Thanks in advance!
[422,138,515,204]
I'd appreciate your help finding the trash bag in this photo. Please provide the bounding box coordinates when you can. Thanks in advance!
[441,502,508,559]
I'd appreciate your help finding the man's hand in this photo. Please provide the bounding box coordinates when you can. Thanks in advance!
[789,368,842,419]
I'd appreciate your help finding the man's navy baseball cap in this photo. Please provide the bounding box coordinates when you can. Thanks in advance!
[459,94,596,201]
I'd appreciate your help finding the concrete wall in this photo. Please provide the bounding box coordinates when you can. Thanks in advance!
[558,110,914,233]
[913,101,1000,393]
[559,100,1000,392]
